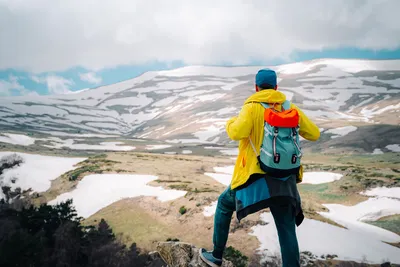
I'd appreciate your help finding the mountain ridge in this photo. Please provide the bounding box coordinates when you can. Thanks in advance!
[0,59,399,153]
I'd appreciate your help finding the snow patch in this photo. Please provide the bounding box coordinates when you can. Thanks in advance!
[219,148,239,156]
[182,150,192,154]
[204,173,231,186]
[320,198,400,238]
[372,148,384,155]
[0,152,86,199]
[204,165,234,186]
[179,89,211,97]
[44,139,136,151]
[325,126,357,139]
[41,132,120,138]
[362,187,400,199]
[48,174,187,218]
[152,96,178,107]
[145,145,172,150]
[361,103,400,118]
[157,65,264,78]
[0,133,36,146]
[251,212,400,264]
[301,172,343,184]
[194,125,223,142]
[166,139,207,144]
[280,90,294,101]
[386,144,400,152]
[195,93,225,102]
[203,201,218,217]
[214,166,234,175]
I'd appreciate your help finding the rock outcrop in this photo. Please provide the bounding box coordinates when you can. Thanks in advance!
[156,242,233,267]
[151,242,400,267]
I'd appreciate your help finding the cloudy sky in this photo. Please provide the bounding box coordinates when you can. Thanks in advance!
[1,0,400,96]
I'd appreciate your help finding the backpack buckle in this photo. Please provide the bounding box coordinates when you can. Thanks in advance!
[292,127,297,136]
[274,127,279,136]
[291,154,297,164]
[274,153,280,163]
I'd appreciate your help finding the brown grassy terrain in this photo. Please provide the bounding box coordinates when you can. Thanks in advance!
[32,150,400,257]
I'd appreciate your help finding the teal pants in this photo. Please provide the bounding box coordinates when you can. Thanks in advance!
[212,186,300,267]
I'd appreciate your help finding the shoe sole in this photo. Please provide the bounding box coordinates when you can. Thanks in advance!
[199,250,221,267]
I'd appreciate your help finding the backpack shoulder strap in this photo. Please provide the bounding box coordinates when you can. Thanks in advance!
[261,101,291,111]
[282,100,291,111]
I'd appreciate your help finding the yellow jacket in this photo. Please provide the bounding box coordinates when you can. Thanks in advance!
[226,90,320,190]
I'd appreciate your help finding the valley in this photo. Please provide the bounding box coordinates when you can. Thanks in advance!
[1,58,400,265]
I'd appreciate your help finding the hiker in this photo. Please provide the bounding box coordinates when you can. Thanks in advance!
[200,69,320,267]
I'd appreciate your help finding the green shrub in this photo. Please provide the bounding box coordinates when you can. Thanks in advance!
[179,206,187,215]
[223,246,248,267]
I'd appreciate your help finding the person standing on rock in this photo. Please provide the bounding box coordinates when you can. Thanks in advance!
[200,69,320,267]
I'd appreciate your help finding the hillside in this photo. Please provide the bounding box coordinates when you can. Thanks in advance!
[0,59,399,154]
[1,59,400,265]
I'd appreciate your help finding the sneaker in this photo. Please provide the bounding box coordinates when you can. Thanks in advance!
[199,248,222,267]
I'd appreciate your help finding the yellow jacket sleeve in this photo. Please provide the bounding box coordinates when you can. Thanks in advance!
[226,103,253,141]
[291,103,320,141]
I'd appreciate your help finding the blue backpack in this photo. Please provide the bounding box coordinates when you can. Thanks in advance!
[249,100,302,178]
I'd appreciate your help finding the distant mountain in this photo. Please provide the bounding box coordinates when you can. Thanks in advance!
[0,59,399,152]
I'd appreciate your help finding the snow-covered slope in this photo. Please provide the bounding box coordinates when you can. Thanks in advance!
[0,59,399,148]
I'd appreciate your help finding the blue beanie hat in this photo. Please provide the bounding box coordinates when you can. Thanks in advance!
[255,69,277,88]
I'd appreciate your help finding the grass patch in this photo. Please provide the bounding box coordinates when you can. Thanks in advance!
[361,178,386,188]
[85,202,174,249]
[81,157,119,166]
[64,155,119,181]
[299,182,362,203]
[91,154,107,159]
[193,187,217,193]
[365,215,400,235]
[299,183,329,193]
[169,184,190,191]
[154,179,191,184]
[65,165,101,181]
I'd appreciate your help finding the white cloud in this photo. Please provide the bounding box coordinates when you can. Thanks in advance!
[0,0,399,73]
[29,75,74,94]
[0,75,28,96]
[0,80,22,96]
[31,75,41,83]
[45,75,74,94]
[79,72,102,84]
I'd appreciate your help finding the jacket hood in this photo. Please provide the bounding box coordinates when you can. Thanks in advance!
[244,90,286,105]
